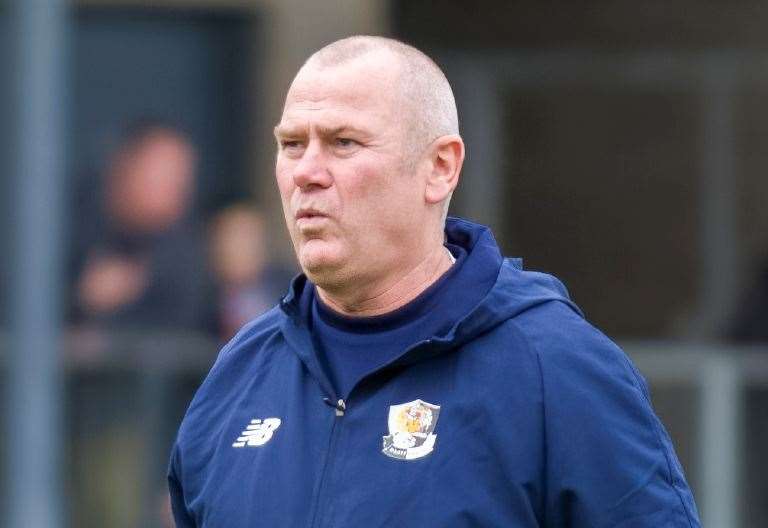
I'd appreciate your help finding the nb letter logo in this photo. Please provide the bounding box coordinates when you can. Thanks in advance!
[232,417,281,448]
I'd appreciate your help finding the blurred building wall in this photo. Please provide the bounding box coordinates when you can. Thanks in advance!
[396,0,768,341]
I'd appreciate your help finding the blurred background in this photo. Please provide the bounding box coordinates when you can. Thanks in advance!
[1,1,767,527]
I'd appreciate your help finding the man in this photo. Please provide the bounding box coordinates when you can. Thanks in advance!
[168,36,701,527]
[71,121,209,331]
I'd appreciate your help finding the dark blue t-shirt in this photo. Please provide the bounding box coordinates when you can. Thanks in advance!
[305,243,495,398]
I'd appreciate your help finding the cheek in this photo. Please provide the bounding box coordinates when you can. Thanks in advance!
[275,162,292,194]
[274,171,297,238]
[335,173,382,235]
[348,169,413,214]
[275,167,297,209]
[339,161,389,204]
[339,171,410,245]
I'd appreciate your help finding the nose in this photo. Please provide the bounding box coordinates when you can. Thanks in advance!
[292,142,332,190]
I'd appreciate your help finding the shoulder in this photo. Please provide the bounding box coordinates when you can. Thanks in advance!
[211,306,285,367]
[505,298,657,446]
[501,297,653,412]
[506,304,699,525]
[486,268,700,524]
[510,296,638,373]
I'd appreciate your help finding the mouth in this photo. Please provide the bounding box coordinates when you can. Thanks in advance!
[295,208,329,227]
[296,207,327,219]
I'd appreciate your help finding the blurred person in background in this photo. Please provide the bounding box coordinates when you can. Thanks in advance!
[70,119,211,333]
[67,120,213,527]
[208,203,294,340]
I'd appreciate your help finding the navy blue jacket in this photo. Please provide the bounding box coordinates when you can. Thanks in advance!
[169,218,701,527]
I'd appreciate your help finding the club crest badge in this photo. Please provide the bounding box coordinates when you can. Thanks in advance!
[382,399,440,460]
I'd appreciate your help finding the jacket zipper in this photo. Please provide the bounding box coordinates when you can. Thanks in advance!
[324,398,346,416]
[305,342,438,527]
[308,398,346,528]
[305,340,439,526]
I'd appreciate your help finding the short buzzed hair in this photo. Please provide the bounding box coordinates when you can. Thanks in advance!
[304,36,459,153]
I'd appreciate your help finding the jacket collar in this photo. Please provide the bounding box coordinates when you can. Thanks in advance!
[278,217,581,387]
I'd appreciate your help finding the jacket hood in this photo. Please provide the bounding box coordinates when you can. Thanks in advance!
[279,217,583,367]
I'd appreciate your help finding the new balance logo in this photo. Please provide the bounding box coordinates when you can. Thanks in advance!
[232,417,281,448]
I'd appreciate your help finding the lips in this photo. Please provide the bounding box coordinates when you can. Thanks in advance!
[294,208,331,232]
[295,208,327,220]
[294,207,328,221]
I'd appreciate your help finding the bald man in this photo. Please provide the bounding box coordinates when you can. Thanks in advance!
[168,37,700,527]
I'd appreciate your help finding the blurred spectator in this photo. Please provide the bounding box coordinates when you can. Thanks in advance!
[208,203,294,339]
[70,120,211,332]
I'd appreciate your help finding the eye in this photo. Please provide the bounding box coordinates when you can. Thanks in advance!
[280,139,302,149]
[335,137,357,148]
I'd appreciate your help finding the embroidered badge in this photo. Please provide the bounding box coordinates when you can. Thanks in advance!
[232,418,281,448]
[382,399,440,460]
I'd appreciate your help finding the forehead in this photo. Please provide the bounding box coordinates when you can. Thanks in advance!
[278,59,403,131]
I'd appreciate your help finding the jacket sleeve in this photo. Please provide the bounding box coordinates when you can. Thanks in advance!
[168,443,197,528]
[528,308,701,527]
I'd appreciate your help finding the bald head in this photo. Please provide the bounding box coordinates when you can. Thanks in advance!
[300,36,459,154]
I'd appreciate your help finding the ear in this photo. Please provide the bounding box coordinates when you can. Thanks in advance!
[423,134,465,205]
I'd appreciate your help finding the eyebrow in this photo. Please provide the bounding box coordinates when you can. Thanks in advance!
[273,124,297,139]
[318,125,368,138]
[273,123,369,139]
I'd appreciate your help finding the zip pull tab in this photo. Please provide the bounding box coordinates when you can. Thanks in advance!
[323,397,346,416]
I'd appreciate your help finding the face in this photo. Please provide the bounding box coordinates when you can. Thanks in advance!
[110,133,195,232]
[211,208,266,285]
[275,55,430,290]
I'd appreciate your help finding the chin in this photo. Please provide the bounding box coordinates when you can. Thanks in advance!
[302,265,350,292]
[299,244,344,283]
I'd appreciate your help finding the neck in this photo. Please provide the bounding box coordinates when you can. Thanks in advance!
[316,244,454,317]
